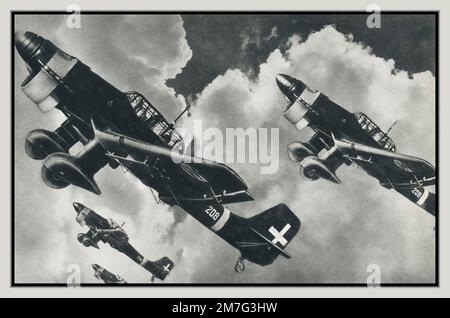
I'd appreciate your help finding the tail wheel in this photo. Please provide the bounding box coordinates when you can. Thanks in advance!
[234,257,245,273]
[109,159,120,169]
[299,164,320,181]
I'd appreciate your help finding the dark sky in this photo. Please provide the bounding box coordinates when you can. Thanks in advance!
[14,14,436,284]
[168,14,435,97]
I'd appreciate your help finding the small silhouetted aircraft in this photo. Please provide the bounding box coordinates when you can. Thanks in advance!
[92,264,127,284]
[15,31,300,272]
[73,202,174,281]
[275,74,436,215]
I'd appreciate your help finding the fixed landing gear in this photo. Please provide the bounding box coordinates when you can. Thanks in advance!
[234,256,246,273]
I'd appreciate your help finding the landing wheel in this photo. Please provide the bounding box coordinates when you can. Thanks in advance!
[151,276,156,282]
[234,257,245,273]
[287,141,316,162]
[41,164,70,189]
[299,156,341,184]
[300,166,320,181]
[42,152,101,194]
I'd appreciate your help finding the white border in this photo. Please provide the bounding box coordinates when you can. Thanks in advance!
[0,0,446,298]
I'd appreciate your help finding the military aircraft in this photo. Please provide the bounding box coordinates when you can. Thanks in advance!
[275,74,436,215]
[15,31,300,272]
[92,264,127,284]
[73,202,174,281]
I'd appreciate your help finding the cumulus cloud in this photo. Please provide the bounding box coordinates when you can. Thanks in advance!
[14,17,434,284]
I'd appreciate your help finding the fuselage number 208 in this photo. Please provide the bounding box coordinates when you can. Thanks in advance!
[412,188,422,199]
[205,206,221,221]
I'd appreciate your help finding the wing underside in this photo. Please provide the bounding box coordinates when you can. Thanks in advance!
[94,125,253,205]
[334,138,435,189]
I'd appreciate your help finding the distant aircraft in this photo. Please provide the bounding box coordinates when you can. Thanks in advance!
[92,264,127,284]
[15,31,301,272]
[275,74,436,215]
[73,202,174,281]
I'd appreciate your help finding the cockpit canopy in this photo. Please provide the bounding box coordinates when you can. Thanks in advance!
[354,112,396,152]
[125,91,183,148]
[107,218,128,237]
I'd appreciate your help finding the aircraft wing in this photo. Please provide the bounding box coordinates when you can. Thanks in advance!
[94,125,252,202]
[334,138,435,189]
[85,211,112,231]
[96,228,125,234]
[158,189,253,206]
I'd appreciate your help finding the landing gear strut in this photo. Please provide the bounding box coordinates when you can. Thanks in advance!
[234,256,246,273]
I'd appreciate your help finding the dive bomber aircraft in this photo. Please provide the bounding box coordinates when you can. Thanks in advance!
[92,264,127,284]
[73,202,174,281]
[15,31,301,272]
[275,74,436,215]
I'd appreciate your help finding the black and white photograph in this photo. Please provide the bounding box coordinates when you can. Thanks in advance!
[12,12,437,286]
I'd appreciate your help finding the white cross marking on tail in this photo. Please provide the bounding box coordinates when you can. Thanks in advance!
[269,224,291,246]
[163,264,171,272]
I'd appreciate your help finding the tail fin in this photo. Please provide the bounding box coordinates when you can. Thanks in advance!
[237,204,301,266]
[154,256,175,275]
[142,256,174,281]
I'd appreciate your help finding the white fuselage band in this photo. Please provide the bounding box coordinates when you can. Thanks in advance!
[211,207,231,232]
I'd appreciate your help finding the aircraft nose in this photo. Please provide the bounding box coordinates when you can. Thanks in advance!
[72,202,84,213]
[14,30,43,62]
[275,74,295,95]
[92,264,100,271]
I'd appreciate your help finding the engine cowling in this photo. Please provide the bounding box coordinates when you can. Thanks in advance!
[299,156,341,184]
[287,141,317,162]
[281,84,321,132]
[21,48,78,113]
[282,101,310,132]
